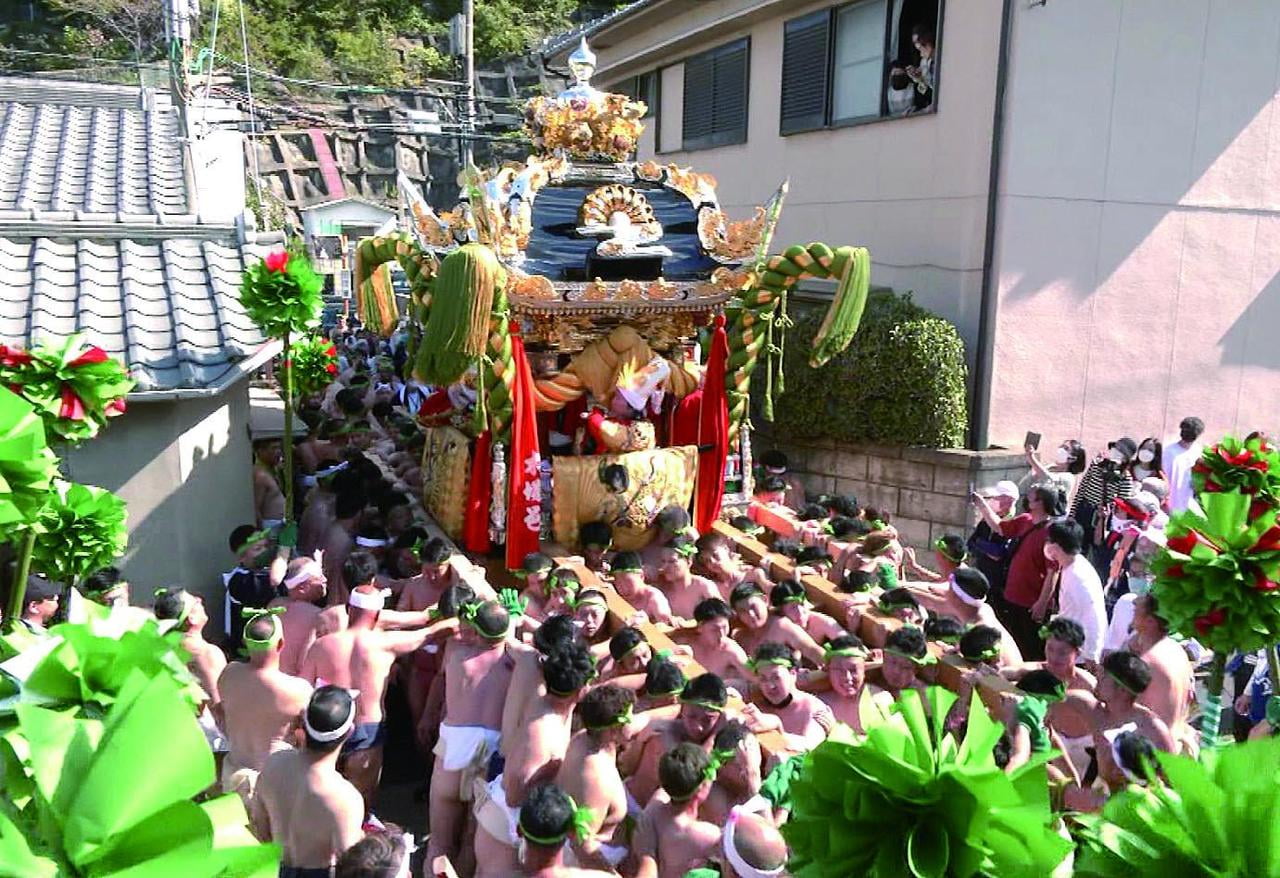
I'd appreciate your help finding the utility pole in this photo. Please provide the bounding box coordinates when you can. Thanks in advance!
[462,0,476,168]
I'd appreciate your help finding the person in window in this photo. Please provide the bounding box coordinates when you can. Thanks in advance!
[886,60,915,117]
[906,24,936,110]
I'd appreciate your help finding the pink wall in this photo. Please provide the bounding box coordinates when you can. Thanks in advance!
[987,0,1280,452]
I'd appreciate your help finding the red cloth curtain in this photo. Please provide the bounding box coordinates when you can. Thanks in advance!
[462,430,492,554]
[506,325,543,569]
[694,314,730,533]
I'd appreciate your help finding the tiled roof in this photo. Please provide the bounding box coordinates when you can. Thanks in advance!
[0,78,271,393]
[0,236,268,392]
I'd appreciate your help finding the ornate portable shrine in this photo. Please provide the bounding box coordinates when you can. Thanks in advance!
[354,39,871,564]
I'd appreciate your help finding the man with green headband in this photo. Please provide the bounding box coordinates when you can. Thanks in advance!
[817,634,875,733]
[634,743,723,878]
[692,533,773,602]
[877,626,932,701]
[216,608,312,812]
[903,532,967,583]
[641,505,695,578]
[474,643,596,878]
[579,520,614,574]
[1055,650,1175,775]
[395,536,462,616]
[620,673,729,807]
[515,784,615,877]
[554,685,637,869]
[690,598,754,690]
[572,588,611,645]
[741,642,833,752]
[515,552,556,619]
[657,537,720,622]
[154,587,226,723]
[701,721,766,826]
[728,583,825,669]
[610,551,675,626]
[768,579,844,647]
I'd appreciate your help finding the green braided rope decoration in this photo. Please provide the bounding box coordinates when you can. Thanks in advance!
[726,242,871,437]
[354,234,437,343]
[484,285,515,442]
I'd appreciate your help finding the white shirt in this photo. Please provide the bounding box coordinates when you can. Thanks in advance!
[1162,439,1202,513]
[1058,554,1106,663]
[1104,593,1137,655]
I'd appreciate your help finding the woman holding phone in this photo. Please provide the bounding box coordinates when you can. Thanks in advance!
[1020,434,1087,503]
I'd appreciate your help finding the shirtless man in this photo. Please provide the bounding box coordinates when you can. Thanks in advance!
[817,634,875,732]
[603,626,653,680]
[700,722,764,826]
[154,588,228,751]
[579,520,614,574]
[426,598,516,872]
[641,505,695,579]
[875,626,931,702]
[740,642,833,752]
[1058,650,1176,766]
[655,539,720,621]
[298,462,350,555]
[217,609,312,811]
[1126,593,1194,752]
[768,579,846,645]
[395,537,461,613]
[299,556,455,811]
[515,784,617,878]
[573,589,611,647]
[1003,616,1096,780]
[692,533,772,602]
[729,583,825,667]
[252,686,364,878]
[553,685,635,870]
[475,643,596,878]
[619,672,728,807]
[634,743,723,878]
[609,551,675,626]
[515,553,555,619]
[907,567,1022,665]
[269,554,328,676]
[253,439,286,529]
[320,489,364,606]
[685,599,752,689]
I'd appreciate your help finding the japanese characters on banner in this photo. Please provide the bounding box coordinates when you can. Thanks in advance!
[506,324,543,569]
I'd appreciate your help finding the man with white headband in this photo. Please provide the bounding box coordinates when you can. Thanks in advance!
[300,554,459,812]
[269,553,328,676]
[217,608,312,812]
[905,566,1022,666]
[298,459,348,555]
[154,588,227,751]
[719,806,789,877]
[252,685,365,878]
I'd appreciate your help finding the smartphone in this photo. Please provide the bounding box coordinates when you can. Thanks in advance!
[1024,431,1042,451]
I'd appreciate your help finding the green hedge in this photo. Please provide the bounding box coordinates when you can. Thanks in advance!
[767,289,968,448]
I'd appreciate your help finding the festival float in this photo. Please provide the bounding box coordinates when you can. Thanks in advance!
[353,39,871,568]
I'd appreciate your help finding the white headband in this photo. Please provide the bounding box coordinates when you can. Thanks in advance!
[765,465,786,475]
[724,808,786,877]
[355,536,388,548]
[302,690,359,742]
[949,575,985,608]
[349,588,391,611]
[284,553,325,589]
[316,461,349,479]
[1103,722,1144,785]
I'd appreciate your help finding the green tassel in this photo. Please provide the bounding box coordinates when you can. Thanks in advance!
[809,246,871,368]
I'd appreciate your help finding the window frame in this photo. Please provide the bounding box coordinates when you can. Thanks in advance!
[680,36,751,153]
[779,0,943,137]
[613,71,660,118]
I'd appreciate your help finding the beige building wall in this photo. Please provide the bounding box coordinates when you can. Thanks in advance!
[592,0,1004,356]
[987,0,1280,450]
[63,384,255,606]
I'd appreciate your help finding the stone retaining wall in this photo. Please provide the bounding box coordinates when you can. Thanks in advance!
[755,434,1026,549]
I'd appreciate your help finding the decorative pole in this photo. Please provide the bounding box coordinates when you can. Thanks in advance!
[281,328,294,516]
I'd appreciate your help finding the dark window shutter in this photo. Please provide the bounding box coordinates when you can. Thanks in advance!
[780,10,830,134]
[711,39,749,146]
[682,52,715,147]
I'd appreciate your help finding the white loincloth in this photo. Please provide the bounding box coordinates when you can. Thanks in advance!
[474,774,519,847]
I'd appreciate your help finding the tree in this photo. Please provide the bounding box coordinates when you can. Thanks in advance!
[43,0,167,63]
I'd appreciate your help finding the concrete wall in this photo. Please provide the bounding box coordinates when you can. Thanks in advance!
[754,432,1025,550]
[987,0,1280,450]
[593,0,1004,360]
[63,384,255,605]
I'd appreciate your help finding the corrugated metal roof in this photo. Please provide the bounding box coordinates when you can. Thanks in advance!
[0,78,270,392]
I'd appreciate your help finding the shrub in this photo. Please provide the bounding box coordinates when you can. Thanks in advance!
[769,289,968,448]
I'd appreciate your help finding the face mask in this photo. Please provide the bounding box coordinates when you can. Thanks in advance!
[1129,575,1152,596]
[1137,449,1155,464]
[1110,517,1130,533]
[1053,447,1071,465]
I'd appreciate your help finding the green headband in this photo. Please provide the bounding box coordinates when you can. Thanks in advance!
[884,646,937,667]
[962,646,1002,663]
[513,562,553,580]
[671,541,697,560]
[824,644,869,660]
[931,632,963,645]
[518,797,596,846]
[612,561,644,574]
[679,694,726,712]
[235,529,270,555]
[776,592,808,606]
[544,571,580,598]
[933,537,964,564]
[571,592,609,611]
[670,748,734,801]
[460,602,510,640]
[878,598,918,615]
[156,589,194,627]
[1107,669,1145,696]
[241,606,287,652]
[747,656,795,672]
[740,523,765,537]
[617,639,650,661]
[584,702,634,731]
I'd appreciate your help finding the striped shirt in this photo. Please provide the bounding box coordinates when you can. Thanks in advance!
[1068,461,1136,517]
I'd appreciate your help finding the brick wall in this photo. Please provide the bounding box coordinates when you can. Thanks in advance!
[756,435,1026,549]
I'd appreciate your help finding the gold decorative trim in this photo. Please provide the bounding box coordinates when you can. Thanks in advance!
[580,184,657,227]
[697,205,767,264]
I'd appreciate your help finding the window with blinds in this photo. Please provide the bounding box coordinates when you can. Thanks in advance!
[780,0,940,134]
[681,38,750,151]
[614,71,659,118]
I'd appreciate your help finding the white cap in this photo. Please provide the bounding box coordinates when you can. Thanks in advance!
[983,480,1020,501]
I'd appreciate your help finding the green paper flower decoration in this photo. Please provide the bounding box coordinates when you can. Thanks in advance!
[1191,434,1280,500]
[0,387,57,527]
[239,248,324,339]
[0,335,133,444]
[0,668,279,877]
[782,687,1071,877]
[1150,491,1280,655]
[1074,735,1280,876]
[29,481,128,585]
[286,334,340,400]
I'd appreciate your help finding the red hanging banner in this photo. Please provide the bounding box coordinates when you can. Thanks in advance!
[462,429,492,554]
[694,314,730,533]
[506,325,543,569]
